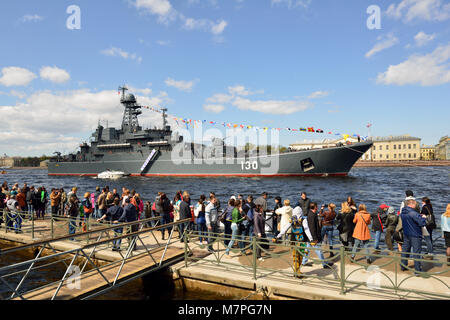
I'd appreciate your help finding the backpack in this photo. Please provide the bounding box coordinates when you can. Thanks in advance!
[244,203,254,221]
[64,202,71,216]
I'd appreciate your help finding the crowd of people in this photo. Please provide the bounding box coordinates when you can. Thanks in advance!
[1,181,449,277]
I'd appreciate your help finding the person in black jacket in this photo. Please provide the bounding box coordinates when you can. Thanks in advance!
[254,204,268,260]
[421,197,435,257]
[65,195,79,240]
[296,192,311,217]
[98,198,124,251]
[371,205,389,252]
[116,197,139,251]
[302,202,332,269]
[271,196,282,237]
[179,191,192,242]
[336,202,356,249]
[160,193,172,240]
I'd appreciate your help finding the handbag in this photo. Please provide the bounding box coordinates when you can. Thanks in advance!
[393,230,403,242]
[424,207,436,230]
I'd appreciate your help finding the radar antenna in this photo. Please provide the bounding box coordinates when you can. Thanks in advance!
[118,85,142,132]
[161,108,168,128]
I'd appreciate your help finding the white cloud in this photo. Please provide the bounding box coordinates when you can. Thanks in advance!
[40,66,70,84]
[157,40,171,46]
[203,104,225,113]
[165,77,196,92]
[414,31,436,47]
[101,47,142,63]
[376,43,450,86]
[386,0,450,22]
[308,91,329,99]
[133,0,176,23]
[271,0,312,9]
[9,90,27,99]
[205,85,313,115]
[228,85,251,96]
[206,93,234,104]
[365,33,399,58]
[0,67,37,87]
[232,96,312,115]
[19,14,44,23]
[0,88,174,156]
[211,20,228,35]
[227,85,264,96]
[182,17,228,35]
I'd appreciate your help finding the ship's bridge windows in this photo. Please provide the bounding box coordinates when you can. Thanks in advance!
[300,158,315,172]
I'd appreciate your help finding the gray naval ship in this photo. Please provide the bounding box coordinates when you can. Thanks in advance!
[48,86,373,177]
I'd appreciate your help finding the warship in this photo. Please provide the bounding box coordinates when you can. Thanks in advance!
[48,86,373,177]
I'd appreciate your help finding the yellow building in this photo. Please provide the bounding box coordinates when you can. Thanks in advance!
[420,145,436,161]
[0,157,14,168]
[436,136,450,160]
[360,135,421,161]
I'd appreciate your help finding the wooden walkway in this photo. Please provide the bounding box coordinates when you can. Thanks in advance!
[14,246,184,300]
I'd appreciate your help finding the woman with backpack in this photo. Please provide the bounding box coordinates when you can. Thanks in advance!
[421,197,435,257]
[351,204,372,264]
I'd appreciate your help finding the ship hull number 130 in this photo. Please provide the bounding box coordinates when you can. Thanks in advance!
[240,160,258,171]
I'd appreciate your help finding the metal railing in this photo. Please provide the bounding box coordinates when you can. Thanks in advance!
[0,217,190,300]
[0,208,155,243]
[183,230,450,299]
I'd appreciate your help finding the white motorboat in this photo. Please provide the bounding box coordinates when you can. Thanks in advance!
[97,170,127,179]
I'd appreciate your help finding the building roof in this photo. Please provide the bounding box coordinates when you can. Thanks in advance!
[372,135,421,142]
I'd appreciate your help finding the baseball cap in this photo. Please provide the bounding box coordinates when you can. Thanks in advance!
[379,204,389,209]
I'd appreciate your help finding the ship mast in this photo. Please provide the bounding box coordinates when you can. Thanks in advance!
[161,108,168,128]
[119,85,142,132]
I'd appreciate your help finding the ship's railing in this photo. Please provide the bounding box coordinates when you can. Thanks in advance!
[0,217,190,300]
[183,230,450,299]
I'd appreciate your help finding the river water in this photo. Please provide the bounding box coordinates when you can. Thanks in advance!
[1,166,449,299]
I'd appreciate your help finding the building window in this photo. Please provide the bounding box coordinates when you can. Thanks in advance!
[408,144,411,149]
[398,145,401,150]
[394,145,396,150]
[413,144,416,148]
[386,145,389,150]
[409,153,411,158]
[404,144,406,149]
[386,154,389,159]
[394,154,397,158]
[373,154,376,159]
[414,153,416,158]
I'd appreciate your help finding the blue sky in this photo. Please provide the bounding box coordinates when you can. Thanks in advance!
[0,0,449,156]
